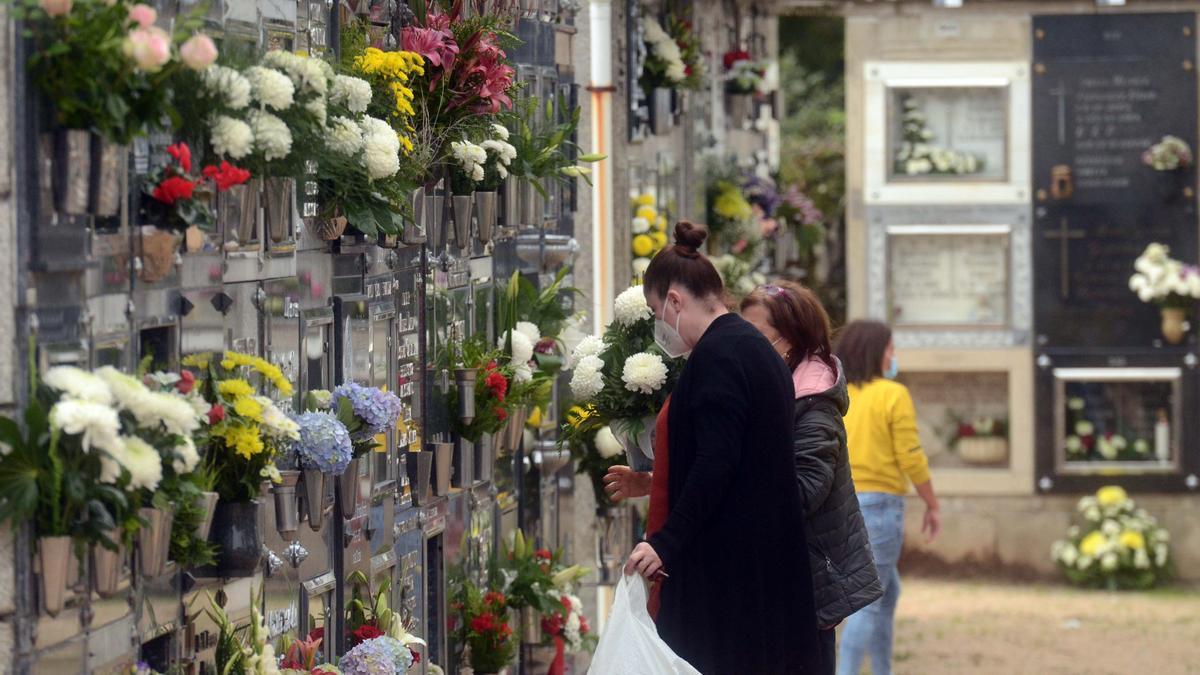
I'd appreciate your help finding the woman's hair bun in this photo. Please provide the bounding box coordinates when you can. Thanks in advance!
[673,221,709,252]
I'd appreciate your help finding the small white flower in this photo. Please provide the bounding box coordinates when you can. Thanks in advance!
[571,335,604,363]
[330,75,373,114]
[594,426,623,459]
[1101,519,1121,537]
[622,352,668,395]
[120,435,164,491]
[202,65,252,110]
[50,399,121,454]
[210,115,255,160]
[613,285,652,326]
[258,397,301,441]
[263,50,328,96]
[633,257,652,277]
[43,366,114,405]
[491,123,510,141]
[327,116,364,156]
[244,65,295,111]
[249,110,293,161]
[570,355,605,400]
[470,164,485,182]
[1074,420,1094,437]
[360,116,401,179]
[513,362,533,384]
[515,321,542,344]
[173,435,200,474]
[499,330,535,365]
[305,98,327,125]
[1100,552,1119,571]
[1134,549,1151,569]
[1084,506,1101,522]
[632,217,651,234]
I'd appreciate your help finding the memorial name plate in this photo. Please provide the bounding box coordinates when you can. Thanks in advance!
[888,226,1009,327]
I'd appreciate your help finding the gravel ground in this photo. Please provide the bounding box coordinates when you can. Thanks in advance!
[874,577,1200,675]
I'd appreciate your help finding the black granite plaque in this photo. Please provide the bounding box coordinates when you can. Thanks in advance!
[1032,13,1198,349]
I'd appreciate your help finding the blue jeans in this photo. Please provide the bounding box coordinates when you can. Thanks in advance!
[836,493,905,675]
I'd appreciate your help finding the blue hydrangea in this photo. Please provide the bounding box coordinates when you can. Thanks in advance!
[332,382,403,436]
[291,410,353,475]
[339,636,413,675]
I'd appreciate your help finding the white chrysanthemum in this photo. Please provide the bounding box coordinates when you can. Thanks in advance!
[594,426,623,459]
[96,366,148,410]
[249,110,293,161]
[492,123,510,141]
[133,390,203,437]
[500,330,535,365]
[643,17,670,44]
[202,65,252,110]
[632,217,651,234]
[331,75,372,114]
[613,285,652,326]
[665,61,687,83]
[257,397,301,441]
[43,366,114,405]
[497,164,509,179]
[305,98,327,125]
[571,335,604,363]
[211,115,254,159]
[327,116,364,156]
[186,392,212,419]
[470,164,485,182]
[120,435,163,491]
[482,139,515,166]
[633,257,651,277]
[49,399,121,454]
[515,321,542,344]
[513,362,533,384]
[570,355,605,400]
[245,65,295,110]
[173,435,200,474]
[263,50,328,96]
[360,116,401,179]
[622,352,668,395]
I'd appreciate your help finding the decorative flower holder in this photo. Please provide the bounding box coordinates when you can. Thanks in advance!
[475,435,496,482]
[452,194,474,251]
[272,470,301,539]
[426,193,447,253]
[54,129,92,215]
[315,213,348,241]
[433,442,453,496]
[726,92,753,129]
[194,491,220,541]
[402,186,427,245]
[534,439,572,476]
[203,500,263,578]
[453,436,475,488]
[38,536,72,617]
[473,191,497,244]
[455,368,478,424]
[612,415,655,472]
[339,457,362,521]
[91,528,124,598]
[1161,307,1189,344]
[515,233,579,271]
[957,436,1009,465]
[220,180,260,250]
[407,450,434,505]
[301,469,328,532]
[263,177,294,245]
[502,179,521,230]
[496,405,528,454]
[138,506,175,578]
[89,137,125,218]
[649,87,673,136]
[520,607,541,644]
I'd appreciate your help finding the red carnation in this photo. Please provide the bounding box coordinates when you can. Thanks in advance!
[176,369,195,395]
[495,407,508,422]
[306,626,324,643]
[534,337,557,355]
[470,612,497,634]
[580,615,590,634]
[203,161,252,192]
[152,176,197,206]
[484,591,507,608]
[723,49,751,70]
[535,549,552,560]
[485,371,508,402]
[957,423,975,438]
[208,403,225,425]
[166,142,192,174]
[353,624,384,642]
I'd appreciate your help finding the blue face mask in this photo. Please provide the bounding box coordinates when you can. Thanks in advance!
[883,356,899,380]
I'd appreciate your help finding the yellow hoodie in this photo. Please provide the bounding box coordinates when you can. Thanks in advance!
[844,378,931,495]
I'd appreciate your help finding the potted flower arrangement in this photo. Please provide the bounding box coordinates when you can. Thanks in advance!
[182,351,297,576]
[207,586,282,674]
[540,592,597,671]
[948,415,1008,466]
[893,95,984,177]
[141,142,251,236]
[639,14,692,134]
[561,285,679,471]
[456,579,517,675]
[345,570,427,662]
[1051,486,1171,590]
[14,0,216,216]
[288,404,354,531]
[494,529,590,646]
[1128,243,1200,344]
[1143,135,1192,172]
[1062,396,1156,463]
[722,49,766,125]
[630,193,669,282]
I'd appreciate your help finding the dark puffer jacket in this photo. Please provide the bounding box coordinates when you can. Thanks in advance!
[793,360,883,627]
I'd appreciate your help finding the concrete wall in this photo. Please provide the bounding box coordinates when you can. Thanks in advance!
[1,5,19,671]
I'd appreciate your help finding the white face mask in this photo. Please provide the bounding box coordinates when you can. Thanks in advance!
[654,302,691,359]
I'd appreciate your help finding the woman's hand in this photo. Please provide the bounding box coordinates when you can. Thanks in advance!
[922,507,941,543]
[603,465,652,501]
[624,541,664,579]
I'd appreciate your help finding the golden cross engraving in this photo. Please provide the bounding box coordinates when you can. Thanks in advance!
[1043,217,1086,300]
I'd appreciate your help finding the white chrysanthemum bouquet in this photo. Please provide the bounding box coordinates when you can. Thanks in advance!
[1052,486,1171,590]
[1128,243,1200,308]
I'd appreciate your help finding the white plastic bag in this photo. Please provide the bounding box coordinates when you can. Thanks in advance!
[587,574,702,675]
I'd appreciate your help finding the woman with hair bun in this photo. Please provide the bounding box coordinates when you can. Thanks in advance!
[619,221,821,674]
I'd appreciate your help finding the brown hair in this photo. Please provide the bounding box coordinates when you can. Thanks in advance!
[642,221,725,302]
[834,320,893,386]
[741,281,836,372]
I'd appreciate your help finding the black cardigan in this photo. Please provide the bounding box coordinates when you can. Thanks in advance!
[648,313,821,674]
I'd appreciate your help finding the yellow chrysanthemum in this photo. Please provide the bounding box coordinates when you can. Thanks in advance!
[181,354,211,369]
[223,424,265,460]
[1096,485,1128,509]
[233,396,264,422]
[218,379,255,399]
[649,230,668,249]
[714,190,752,221]
[220,359,236,370]
[1079,531,1107,558]
[1119,530,1146,551]
[565,405,594,428]
[636,206,657,221]
[635,193,655,207]
[632,234,655,258]
[399,134,415,154]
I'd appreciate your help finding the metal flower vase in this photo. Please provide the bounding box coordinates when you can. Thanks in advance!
[272,470,301,538]
[39,536,72,616]
[263,177,294,245]
[433,443,453,496]
[452,194,474,251]
[315,213,348,241]
[402,186,427,245]
[53,129,91,215]
[205,500,264,577]
[89,136,125,218]
[407,450,434,505]
[339,457,362,520]
[453,437,475,488]
[612,415,656,472]
[138,506,175,578]
[649,88,673,135]
[497,405,528,454]
[425,194,446,253]
[1161,307,1189,344]
[91,528,124,598]
[302,469,328,531]
[521,607,541,644]
[194,491,220,541]
[455,368,478,424]
[475,435,495,482]
[473,191,497,244]
[502,179,521,229]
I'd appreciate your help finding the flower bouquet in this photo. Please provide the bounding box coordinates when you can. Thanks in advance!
[456,579,517,674]
[141,142,251,233]
[948,415,1008,465]
[540,593,597,667]
[1128,243,1200,344]
[207,586,281,675]
[505,94,606,199]
[893,95,984,177]
[564,412,627,509]
[1062,396,1155,463]
[345,570,426,661]
[1052,486,1171,590]
[493,529,590,649]
[1143,136,1192,172]
[723,50,767,95]
[561,286,680,470]
[445,336,516,444]
[630,193,669,282]
[305,383,404,460]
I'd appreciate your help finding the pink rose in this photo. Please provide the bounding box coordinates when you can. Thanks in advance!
[124,26,171,73]
[128,3,156,27]
[39,0,72,16]
[179,34,218,71]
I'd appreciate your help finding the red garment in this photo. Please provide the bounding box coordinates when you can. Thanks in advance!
[645,397,671,619]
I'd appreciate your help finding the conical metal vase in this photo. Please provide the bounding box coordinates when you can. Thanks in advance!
[194,491,220,541]
[91,528,124,598]
[474,191,497,244]
[425,195,446,253]
[138,506,175,578]
[302,469,327,532]
[499,405,529,454]
[39,536,72,617]
[433,443,453,496]
[402,186,427,245]
[455,367,478,424]
[452,194,474,251]
[54,129,91,215]
[272,470,301,538]
[89,137,125,218]
[339,457,362,520]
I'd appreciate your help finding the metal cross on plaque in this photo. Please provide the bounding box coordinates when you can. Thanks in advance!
[1043,216,1085,299]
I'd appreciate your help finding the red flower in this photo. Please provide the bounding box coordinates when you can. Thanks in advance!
[353,624,384,642]
[723,50,751,70]
[208,403,225,425]
[410,649,421,664]
[534,337,557,355]
[485,371,508,402]
[495,407,508,422]
[152,176,197,206]
[176,370,195,395]
[167,142,192,174]
[535,549,552,560]
[484,591,507,608]
[470,612,498,634]
[541,612,563,635]
[485,360,498,372]
[957,423,975,439]
[203,161,252,192]
[580,615,590,634]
